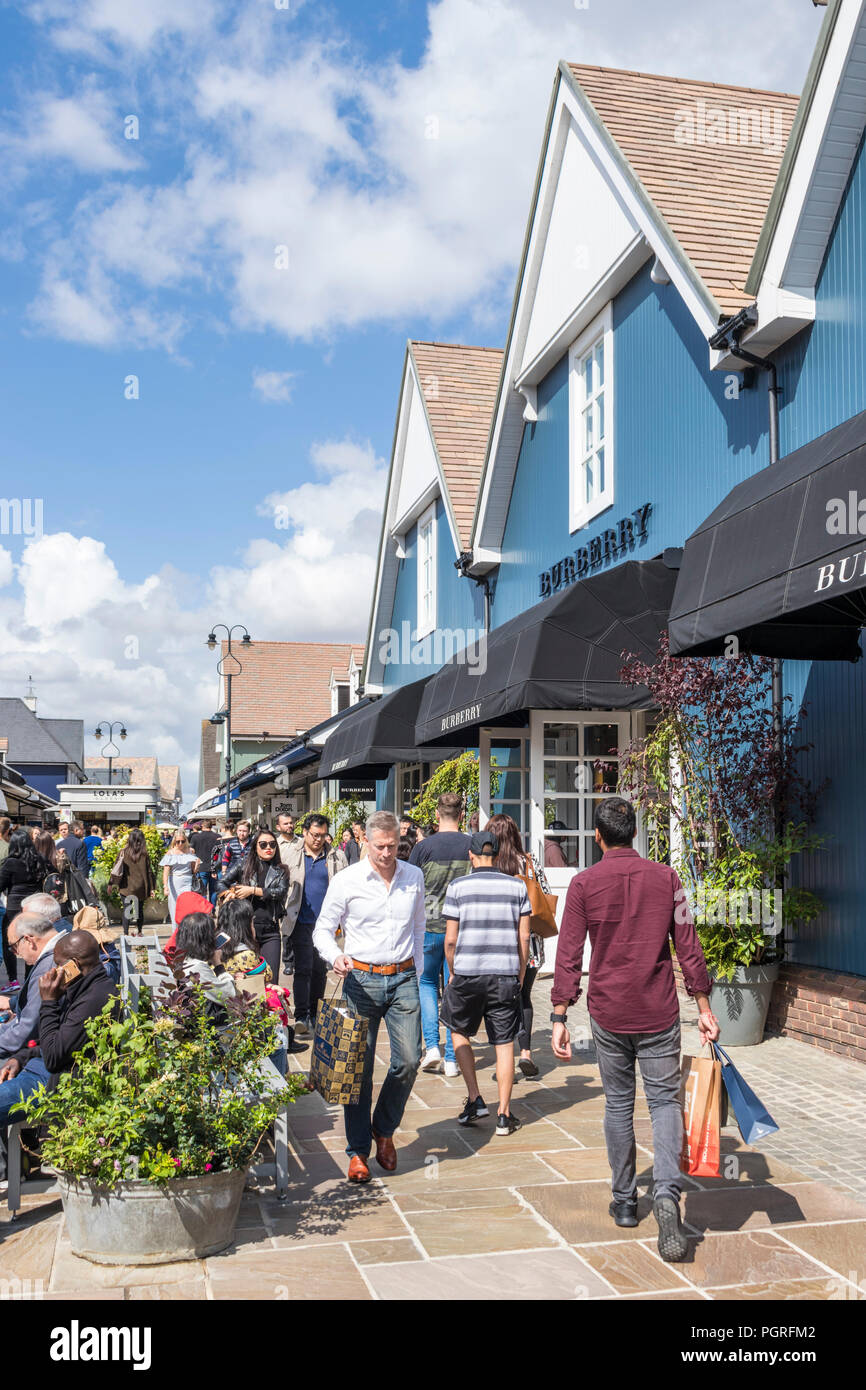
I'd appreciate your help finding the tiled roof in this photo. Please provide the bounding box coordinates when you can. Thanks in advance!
[199,720,221,795]
[222,641,365,736]
[159,765,181,803]
[567,65,800,316]
[409,342,504,549]
[0,699,82,766]
[86,755,159,785]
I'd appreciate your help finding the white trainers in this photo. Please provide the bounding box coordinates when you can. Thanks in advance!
[443,1061,460,1078]
[421,1047,442,1072]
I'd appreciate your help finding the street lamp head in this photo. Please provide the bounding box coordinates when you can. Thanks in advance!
[120,727,128,740]
[207,634,217,650]
[93,726,102,739]
[241,633,252,646]
[209,711,225,725]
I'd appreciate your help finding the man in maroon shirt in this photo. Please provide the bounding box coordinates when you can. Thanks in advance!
[551,797,719,1262]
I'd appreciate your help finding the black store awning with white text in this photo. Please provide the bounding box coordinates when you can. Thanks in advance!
[317,676,461,780]
[414,556,680,748]
[669,408,866,662]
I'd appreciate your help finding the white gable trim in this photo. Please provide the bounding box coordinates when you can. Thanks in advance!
[474,66,722,555]
[362,350,462,691]
[721,0,866,365]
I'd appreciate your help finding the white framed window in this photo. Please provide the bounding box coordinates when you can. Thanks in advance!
[569,303,614,533]
[416,502,437,639]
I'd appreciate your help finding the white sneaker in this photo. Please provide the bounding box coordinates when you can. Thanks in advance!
[443,1061,460,1078]
[421,1047,442,1072]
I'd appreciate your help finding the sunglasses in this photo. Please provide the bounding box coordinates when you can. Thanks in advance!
[258,841,277,850]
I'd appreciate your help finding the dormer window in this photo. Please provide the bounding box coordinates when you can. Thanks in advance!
[416,502,437,638]
[569,303,614,533]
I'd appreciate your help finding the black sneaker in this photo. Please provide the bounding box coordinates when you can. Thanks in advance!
[457,1095,489,1125]
[495,1112,522,1137]
[653,1197,689,1262]
[609,1199,638,1228]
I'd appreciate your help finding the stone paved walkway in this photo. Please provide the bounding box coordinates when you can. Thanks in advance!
[3,982,866,1300]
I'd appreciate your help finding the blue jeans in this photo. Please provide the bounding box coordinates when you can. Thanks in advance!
[341,968,422,1160]
[0,1058,51,1126]
[420,931,454,1063]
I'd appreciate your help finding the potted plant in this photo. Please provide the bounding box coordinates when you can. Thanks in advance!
[621,636,826,1045]
[91,824,168,924]
[15,970,309,1264]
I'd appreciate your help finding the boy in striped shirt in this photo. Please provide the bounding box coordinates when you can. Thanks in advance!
[441,830,531,1135]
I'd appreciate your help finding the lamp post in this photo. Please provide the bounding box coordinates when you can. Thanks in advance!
[206,625,252,827]
[94,720,128,787]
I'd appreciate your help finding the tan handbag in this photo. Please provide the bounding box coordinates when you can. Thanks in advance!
[520,856,559,938]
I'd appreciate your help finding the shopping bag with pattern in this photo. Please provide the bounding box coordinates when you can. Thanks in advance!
[679,1051,722,1177]
[310,995,369,1106]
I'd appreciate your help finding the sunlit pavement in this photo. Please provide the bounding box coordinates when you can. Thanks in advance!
[3,976,866,1301]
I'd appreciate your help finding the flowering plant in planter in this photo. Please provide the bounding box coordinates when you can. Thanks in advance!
[621,635,826,981]
[14,967,309,1186]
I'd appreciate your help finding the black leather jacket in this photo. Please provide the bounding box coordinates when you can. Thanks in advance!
[219,860,289,926]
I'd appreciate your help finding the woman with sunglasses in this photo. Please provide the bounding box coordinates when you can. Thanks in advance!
[219,828,289,979]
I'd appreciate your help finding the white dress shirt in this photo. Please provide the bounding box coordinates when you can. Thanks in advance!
[313,858,425,973]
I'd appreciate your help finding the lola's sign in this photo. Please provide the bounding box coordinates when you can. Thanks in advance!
[539,503,652,598]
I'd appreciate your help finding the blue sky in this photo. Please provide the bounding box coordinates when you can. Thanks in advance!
[0,0,825,799]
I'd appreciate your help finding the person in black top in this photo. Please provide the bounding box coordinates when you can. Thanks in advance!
[189,819,221,903]
[220,829,289,980]
[0,830,53,982]
[0,930,117,1130]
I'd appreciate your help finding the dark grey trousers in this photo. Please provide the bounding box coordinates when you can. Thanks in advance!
[590,1017,683,1204]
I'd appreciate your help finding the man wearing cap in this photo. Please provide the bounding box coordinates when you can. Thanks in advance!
[314,810,425,1184]
[440,829,531,1136]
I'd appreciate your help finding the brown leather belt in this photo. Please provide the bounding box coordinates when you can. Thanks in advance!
[350,956,415,976]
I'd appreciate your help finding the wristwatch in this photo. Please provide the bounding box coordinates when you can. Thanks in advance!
[550,1012,568,1024]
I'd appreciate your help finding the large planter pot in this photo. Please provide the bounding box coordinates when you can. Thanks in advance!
[57,1168,245,1265]
[105,896,168,925]
[709,959,780,1047]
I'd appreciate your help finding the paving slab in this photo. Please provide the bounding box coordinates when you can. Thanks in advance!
[409,1203,559,1258]
[205,1244,372,1300]
[363,1248,613,1300]
[670,1231,830,1288]
[576,1240,695,1295]
[517,1180,656,1244]
[682,1181,866,1234]
[768,1220,866,1284]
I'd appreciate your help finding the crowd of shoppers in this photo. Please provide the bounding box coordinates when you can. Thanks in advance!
[0,794,720,1263]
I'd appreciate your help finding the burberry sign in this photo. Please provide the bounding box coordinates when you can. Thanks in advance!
[539,503,652,597]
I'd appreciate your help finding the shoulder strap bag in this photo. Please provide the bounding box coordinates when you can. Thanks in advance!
[519,855,559,938]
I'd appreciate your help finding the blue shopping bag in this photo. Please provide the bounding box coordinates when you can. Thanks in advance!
[711,1042,779,1145]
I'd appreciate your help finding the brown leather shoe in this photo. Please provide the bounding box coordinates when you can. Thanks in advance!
[347,1156,371,1183]
[372,1130,397,1172]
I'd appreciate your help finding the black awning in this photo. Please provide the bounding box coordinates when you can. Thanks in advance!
[318,677,461,779]
[415,556,679,747]
[669,409,866,661]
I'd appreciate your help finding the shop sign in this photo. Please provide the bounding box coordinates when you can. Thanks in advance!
[539,503,653,598]
[339,778,378,798]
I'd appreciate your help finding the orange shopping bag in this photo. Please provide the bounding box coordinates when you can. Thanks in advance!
[679,1051,722,1177]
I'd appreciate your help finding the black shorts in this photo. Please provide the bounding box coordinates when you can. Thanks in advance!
[440,973,522,1046]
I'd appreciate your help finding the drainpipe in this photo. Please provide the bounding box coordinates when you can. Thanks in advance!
[725,338,785,843]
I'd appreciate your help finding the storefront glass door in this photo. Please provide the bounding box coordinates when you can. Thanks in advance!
[478,729,531,845]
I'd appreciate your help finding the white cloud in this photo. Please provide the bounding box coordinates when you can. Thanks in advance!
[6,91,138,174]
[252,369,298,404]
[0,437,381,803]
[17,0,824,350]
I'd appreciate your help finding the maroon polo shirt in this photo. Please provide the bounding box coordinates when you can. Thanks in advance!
[551,847,712,1034]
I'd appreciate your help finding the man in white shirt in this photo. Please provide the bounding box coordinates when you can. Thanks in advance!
[314,810,424,1184]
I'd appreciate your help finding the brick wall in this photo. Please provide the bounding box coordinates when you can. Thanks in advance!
[673,959,866,1063]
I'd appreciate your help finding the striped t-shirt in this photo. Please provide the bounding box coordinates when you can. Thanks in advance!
[443,868,532,976]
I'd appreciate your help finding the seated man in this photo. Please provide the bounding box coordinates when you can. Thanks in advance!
[0,912,65,1056]
[0,929,117,1192]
